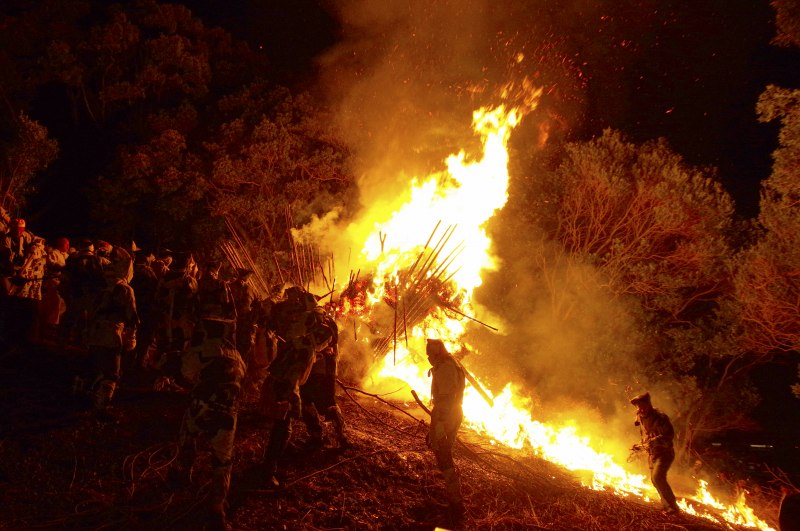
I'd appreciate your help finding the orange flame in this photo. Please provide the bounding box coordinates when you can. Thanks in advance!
[344,82,776,530]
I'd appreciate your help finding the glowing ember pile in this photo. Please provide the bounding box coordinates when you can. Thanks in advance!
[332,84,775,530]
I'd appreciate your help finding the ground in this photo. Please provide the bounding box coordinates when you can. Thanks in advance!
[0,342,785,531]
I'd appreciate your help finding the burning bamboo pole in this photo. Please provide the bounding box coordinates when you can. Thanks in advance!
[440,302,499,332]
[374,248,460,356]
[455,358,494,407]
[401,220,442,286]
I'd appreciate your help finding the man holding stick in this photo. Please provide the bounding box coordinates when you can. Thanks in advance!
[426,338,466,526]
[630,392,681,515]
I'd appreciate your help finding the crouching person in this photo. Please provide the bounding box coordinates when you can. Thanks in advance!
[167,316,246,531]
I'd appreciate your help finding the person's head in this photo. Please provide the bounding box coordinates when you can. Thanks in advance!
[236,268,253,281]
[170,251,194,274]
[12,218,26,237]
[105,247,133,283]
[95,240,113,257]
[78,238,94,253]
[302,291,318,310]
[203,260,222,278]
[284,285,304,303]
[53,237,70,253]
[630,392,653,415]
[426,339,448,364]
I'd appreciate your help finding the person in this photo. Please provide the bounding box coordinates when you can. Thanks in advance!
[61,239,106,348]
[2,230,46,349]
[129,249,159,374]
[228,268,257,369]
[779,486,800,531]
[153,251,197,363]
[38,237,70,344]
[245,295,278,402]
[630,392,681,515]
[299,305,348,450]
[166,262,245,531]
[80,247,138,420]
[425,338,466,526]
[0,218,34,299]
[260,286,334,487]
[0,218,34,270]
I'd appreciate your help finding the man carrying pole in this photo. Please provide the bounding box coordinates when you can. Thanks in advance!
[425,338,466,527]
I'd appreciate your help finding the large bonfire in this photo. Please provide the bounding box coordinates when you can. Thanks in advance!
[287,80,775,531]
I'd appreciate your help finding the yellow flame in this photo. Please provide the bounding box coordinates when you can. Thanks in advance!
[354,84,776,530]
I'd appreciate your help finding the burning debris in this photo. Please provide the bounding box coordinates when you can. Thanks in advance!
[210,77,779,529]
[277,89,778,529]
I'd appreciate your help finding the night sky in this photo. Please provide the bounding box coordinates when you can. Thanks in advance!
[24,0,800,232]
[171,1,798,217]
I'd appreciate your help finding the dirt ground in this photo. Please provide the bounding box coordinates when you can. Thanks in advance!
[0,342,783,531]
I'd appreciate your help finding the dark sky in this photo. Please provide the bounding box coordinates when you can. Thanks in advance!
[177,0,800,218]
[576,0,799,218]
[24,0,800,238]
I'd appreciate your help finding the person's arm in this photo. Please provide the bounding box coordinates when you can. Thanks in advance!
[646,412,674,445]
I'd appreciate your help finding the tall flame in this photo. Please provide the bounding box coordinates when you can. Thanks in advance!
[342,84,775,530]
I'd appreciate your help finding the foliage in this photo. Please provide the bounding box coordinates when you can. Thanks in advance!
[92,80,354,265]
[722,83,800,398]
[542,129,757,451]
[552,129,734,321]
[205,85,353,254]
[770,0,800,47]
[0,113,59,213]
[17,0,357,257]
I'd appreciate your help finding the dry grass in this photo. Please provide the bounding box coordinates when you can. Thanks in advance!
[0,344,783,531]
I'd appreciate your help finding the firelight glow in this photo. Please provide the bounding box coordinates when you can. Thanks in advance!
[349,86,775,530]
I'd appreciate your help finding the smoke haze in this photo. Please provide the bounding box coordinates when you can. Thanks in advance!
[304,0,679,450]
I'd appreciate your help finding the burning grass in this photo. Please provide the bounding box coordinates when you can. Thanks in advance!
[0,343,783,531]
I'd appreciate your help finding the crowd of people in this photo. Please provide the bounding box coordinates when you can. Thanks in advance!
[0,210,361,530]
[6,208,741,531]
[15,210,793,529]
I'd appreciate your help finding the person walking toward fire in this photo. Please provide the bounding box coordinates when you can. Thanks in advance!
[164,254,246,531]
[260,286,334,487]
[426,338,466,525]
[630,392,681,515]
[154,251,198,363]
[299,305,349,450]
[229,268,257,368]
[79,247,138,421]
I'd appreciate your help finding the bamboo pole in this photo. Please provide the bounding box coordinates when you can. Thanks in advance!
[441,302,499,332]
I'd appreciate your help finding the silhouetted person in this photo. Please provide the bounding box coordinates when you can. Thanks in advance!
[426,338,466,526]
[299,306,348,449]
[260,286,334,487]
[166,256,245,531]
[779,486,800,531]
[630,392,680,515]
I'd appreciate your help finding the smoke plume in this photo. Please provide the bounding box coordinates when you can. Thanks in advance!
[302,0,675,450]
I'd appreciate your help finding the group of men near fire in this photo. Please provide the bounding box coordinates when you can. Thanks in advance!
[1,210,691,530]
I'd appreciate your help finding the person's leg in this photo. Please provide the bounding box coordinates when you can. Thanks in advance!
[264,417,292,486]
[208,413,237,530]
[651,452,679,511]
